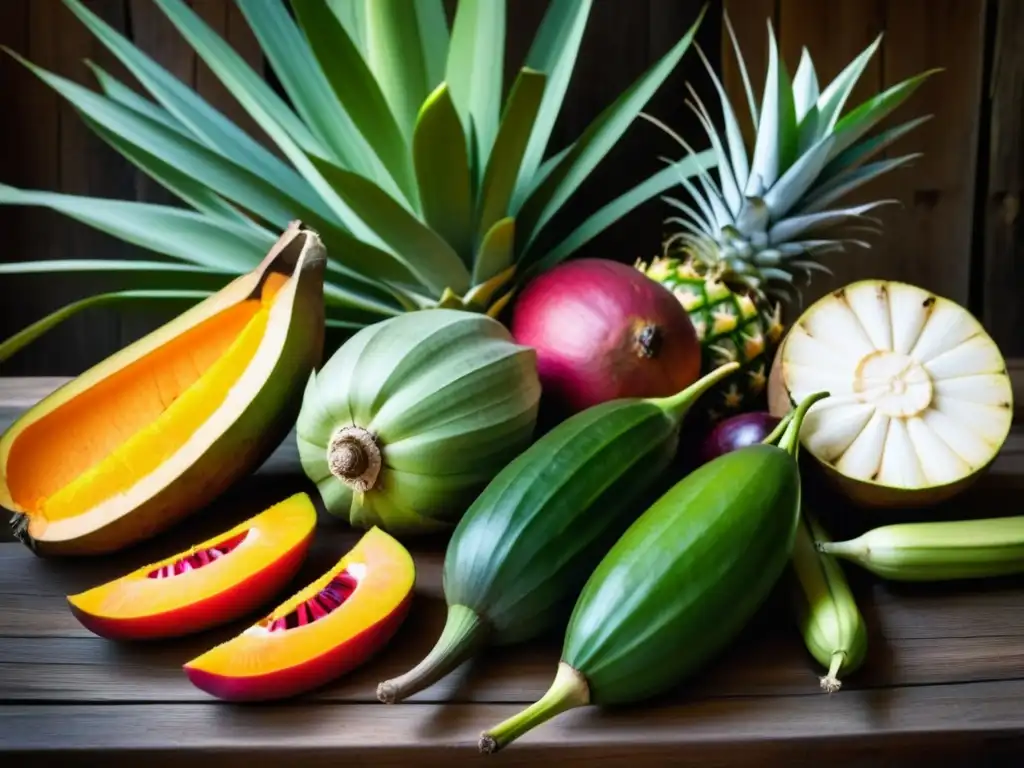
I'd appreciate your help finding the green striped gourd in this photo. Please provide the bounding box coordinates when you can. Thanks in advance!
[376,361,741,704]
[479,390,827,752]
[296,309,541,535]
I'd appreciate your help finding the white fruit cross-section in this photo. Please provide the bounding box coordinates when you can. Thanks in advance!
[781,281,1013,491]
[854,351,932,419]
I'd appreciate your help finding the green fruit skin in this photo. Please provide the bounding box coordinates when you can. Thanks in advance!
[443,397,685,646]
[562,443,802,704]
[295,309,541,535]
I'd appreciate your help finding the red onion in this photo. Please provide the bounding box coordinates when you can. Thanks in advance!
[698,411,782,465]
[509,258,701,415]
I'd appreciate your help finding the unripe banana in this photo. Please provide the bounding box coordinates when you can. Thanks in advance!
[790,508,867,693]
[817,516,1024,582]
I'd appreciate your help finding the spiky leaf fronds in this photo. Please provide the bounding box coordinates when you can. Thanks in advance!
[650,12,939,305]
[0,0,716,361]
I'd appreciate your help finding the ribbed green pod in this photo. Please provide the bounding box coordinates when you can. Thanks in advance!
[376,361,741,704]
[818,515,1024,582]
[296,309,541,535]
[479,391,827,753]
[789,507,868,692]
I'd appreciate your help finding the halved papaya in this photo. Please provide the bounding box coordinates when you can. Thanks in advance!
[183,526,415,702]
[67,492,317,641]
[0,221,326,556]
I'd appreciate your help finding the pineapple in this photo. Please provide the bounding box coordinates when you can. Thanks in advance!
[637,15,939,422]
[0,0,716,363]
[639,254,785,421]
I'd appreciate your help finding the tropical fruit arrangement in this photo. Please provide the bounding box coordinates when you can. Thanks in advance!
[0,0,1021,754]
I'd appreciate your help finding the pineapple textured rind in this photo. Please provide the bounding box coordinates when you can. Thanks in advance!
[638,255,783,419]
[639,13,938,419]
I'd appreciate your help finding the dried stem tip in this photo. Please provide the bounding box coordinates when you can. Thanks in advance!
[327,426,382,492]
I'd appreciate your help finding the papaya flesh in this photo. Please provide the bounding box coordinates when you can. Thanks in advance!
[67,492,317,641]
[0,221,326,556]
[183,526,415,702]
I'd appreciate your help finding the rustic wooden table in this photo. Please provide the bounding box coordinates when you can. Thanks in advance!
[2,376,1024,766]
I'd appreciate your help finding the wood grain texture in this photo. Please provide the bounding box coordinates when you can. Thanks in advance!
[0,0,269,378]
[983,0,1024,355]
[2,376,1024,763]
[718,0,986,316]
[879,0,986,307]
[2,682,1024,767]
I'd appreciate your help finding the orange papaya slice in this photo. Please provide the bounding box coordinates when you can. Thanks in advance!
[66,492,317,641]
[183,526,415,702]
[0,221,326,556]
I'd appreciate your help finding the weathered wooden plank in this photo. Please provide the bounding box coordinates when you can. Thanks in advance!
[879,0,986,307]
[0,0,68,378]
[983,0,1024,356]
[3,680,1024,767]
[54,0,147,366]
[0,1,31,331]
[640,1,722,259]
[721,0,776,150]
[3,614,1023,705]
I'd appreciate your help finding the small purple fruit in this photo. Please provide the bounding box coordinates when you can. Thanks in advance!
[698,412,782,465]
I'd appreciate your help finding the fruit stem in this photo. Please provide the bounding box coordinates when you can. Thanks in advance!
[815,538,864,560]
[653,361,741,423]
[479,661,591,754]
[778,391,830,458]
[376,604,486,704]
[760,410,794,447]
[820,651,845,693]
[327,426,382,492]
[633,324,662,358]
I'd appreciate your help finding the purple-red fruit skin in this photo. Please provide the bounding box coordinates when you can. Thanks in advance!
[698,412,782,466]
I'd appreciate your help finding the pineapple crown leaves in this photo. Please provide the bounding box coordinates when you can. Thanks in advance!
[651,11,941,306]
[0,0,719,361]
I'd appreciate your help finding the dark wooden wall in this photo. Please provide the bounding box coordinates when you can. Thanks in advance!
[0,0,1019,376]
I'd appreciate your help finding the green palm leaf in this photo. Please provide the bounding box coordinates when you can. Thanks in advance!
[0,184,272,271]
[365,0,450,142]
[0,290,211,366]
[535,148,717,272]
[412,83,475,267]
[477,69,547,245]
[446,0,506,176]
[472,218,516,285]
[86,61,192,138]
[150,0,388,247]
[9,50,334,231]
[309,156,470,295]
[326,0,369,55]
[292,0,416,206]
[517,5,707,259]
[235,0,404,204]
[0,260,235,292]
[511,0,593,212]
[84,116,247,222]
[62,0,311,207]
[1,0,717,363]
